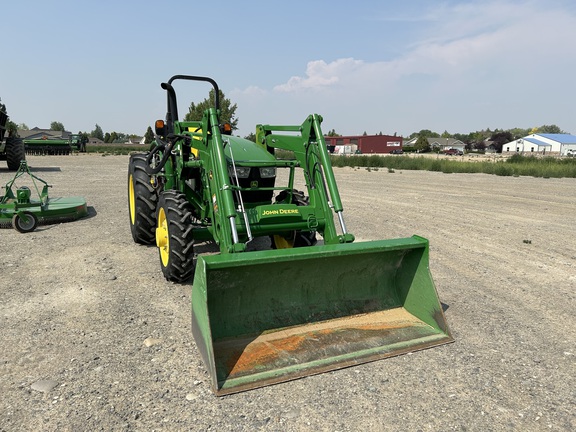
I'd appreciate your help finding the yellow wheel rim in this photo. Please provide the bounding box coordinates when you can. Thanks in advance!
[273,234,294,249]
[128,174,136,225]
[156,207,169,266]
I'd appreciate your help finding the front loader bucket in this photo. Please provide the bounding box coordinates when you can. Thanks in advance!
[191,235,453,395]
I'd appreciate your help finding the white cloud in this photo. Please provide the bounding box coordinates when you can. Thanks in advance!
[274,1,576,92]
[273,58,364,92]
[235,1,576,136]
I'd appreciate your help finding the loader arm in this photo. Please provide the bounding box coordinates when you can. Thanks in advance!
[257,114,354,244]
[203,107,245,253]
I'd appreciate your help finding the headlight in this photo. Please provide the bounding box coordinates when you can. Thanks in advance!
[259,167,277,178]
[229,166,251,178]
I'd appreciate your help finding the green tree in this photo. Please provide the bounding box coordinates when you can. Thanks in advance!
[243,132,256,142]
[51,121,65,131]
[537,124,565,134]
[409,129,439,140]
[414,135,431,153]
[490,131,514,153]
[7,121,17,136]
[109,131,119,143]
[104,132,111,143]
[509,127,530,139]
[327,129,341,137]
[184,89,238,131]
[418,129,440,139]
[144,126,154,144]
[452,132,470,144]
[468,130,491,150]
[17,123,29,130]
[91,124,104,141]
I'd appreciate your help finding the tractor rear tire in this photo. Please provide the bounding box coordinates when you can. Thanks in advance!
[155,190,196,282]
[271,189,318,249]
[128,153,158,245]
[6,137,26,171]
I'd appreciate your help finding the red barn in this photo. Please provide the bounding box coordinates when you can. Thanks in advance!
[324,134,402,154]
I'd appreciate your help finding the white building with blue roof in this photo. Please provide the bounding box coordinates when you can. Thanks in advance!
[503,134,576,156]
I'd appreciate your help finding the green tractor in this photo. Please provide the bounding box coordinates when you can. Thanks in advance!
[128,75,453,395]
[0,104,26,170]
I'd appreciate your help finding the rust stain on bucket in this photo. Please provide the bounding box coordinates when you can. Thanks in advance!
[215,308,435,379]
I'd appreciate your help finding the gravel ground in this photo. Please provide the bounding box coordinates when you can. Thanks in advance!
[1,154,574,431]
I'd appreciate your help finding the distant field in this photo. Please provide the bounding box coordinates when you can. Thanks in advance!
[86,144,145,155]
[330,153,576,178]
[82,144,576,178]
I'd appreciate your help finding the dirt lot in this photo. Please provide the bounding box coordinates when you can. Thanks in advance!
[1,154,574,431]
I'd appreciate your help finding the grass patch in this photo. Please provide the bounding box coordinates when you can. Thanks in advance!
[82,145,576,178]
[329,154,576,178]
[86,144,144,155]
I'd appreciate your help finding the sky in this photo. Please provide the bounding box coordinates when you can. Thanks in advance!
[2,0,576,139]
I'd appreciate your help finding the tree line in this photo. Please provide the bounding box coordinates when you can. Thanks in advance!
[409,124,566,153]
[8,88,237,146]
[327,124,567,153]
[6,89,568,152]
[14,120,155,145]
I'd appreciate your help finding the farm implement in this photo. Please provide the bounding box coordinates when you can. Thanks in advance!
[24,134,86,155]
[128,75,453,395]
[0,161,88,232]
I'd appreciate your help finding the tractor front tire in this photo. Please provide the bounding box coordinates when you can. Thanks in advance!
[271,189,318,249]
[128,153,157,245]
[5,137,26,171]
[155,190,196,282]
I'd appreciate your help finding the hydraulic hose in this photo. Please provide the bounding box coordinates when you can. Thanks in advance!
[145,133,192,175]
[145,138,175,175]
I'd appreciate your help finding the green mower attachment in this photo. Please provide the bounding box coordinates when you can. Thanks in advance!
[0,161,88,232]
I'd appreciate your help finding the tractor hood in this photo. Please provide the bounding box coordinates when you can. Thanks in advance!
[223,136,277,165]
